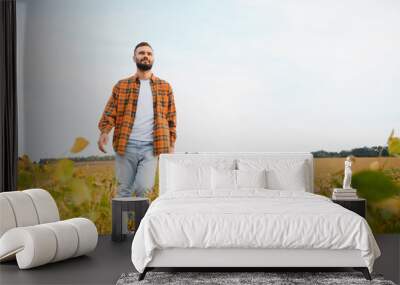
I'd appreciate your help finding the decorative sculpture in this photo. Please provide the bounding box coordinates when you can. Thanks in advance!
[343,155,355,189]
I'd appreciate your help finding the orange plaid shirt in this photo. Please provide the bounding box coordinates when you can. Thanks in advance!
[98,74,176,156]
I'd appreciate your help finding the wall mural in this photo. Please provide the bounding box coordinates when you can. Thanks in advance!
[17,131,400,235]
[15,0,400,236]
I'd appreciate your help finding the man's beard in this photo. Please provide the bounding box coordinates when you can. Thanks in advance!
[136,61,153,71]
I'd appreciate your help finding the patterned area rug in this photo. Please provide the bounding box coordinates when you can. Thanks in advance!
[116,271,396,285]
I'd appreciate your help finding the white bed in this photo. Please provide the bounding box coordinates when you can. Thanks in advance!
[131,153,381,280]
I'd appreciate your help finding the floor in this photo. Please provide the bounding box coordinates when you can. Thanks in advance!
[0,235,135,285]
[0,234,399,285]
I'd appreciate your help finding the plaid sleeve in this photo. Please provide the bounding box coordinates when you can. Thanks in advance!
[167,84,177,148]
[98,84,118,134]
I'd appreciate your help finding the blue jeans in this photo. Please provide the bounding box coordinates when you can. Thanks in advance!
[115,139,158,198]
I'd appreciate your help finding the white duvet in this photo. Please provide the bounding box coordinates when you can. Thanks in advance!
[131,190,381,273]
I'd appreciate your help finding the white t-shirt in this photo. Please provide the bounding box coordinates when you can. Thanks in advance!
[129,79,154,142]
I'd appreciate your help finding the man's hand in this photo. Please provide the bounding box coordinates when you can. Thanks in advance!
[169,147,175,154]
[98,133,109,153]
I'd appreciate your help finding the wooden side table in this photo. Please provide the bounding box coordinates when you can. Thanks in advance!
[332,198,366,218]
[112,197,149,242]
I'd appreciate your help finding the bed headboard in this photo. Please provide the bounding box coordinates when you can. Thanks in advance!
[158,152,314,195]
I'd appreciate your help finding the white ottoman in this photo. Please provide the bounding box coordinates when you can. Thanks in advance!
[0,189,98,269]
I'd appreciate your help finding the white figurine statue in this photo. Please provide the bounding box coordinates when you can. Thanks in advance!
[343,156,355,189]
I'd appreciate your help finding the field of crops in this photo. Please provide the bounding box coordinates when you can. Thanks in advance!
[17,156,400,234]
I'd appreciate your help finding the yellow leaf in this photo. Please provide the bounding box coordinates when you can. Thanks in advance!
[55,159,74,182]
[70,137,89,153]
[387,129,400,156]
[70,179,91,206]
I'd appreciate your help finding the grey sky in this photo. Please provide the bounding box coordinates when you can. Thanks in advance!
[17,0,400,161]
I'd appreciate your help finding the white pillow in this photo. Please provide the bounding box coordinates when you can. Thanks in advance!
[211,168,237,190]
[266,165,306,191]
[167,163,212,192]
[237,159,308,191]
[236,169,267,188]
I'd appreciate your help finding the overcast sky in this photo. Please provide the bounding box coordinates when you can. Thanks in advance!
[17,0,400,161]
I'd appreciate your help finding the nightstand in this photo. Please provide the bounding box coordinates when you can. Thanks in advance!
[332,198,366,218]
[112,197,149,242]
